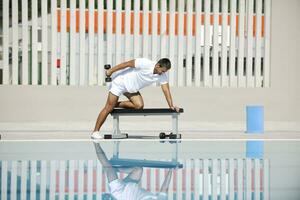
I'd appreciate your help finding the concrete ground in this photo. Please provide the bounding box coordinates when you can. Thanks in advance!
[1,121,299,140]
[1,130,300,140]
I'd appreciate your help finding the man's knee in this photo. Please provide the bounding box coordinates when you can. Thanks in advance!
[133,167,143,174]
[132,167,143,178]
[104,104,115,113]
[134,103,144,109]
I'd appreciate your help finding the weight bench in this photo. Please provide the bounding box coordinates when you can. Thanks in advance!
[107,108,184,168]
[106,108,184,139]
[110,157,183,169]
[109,140,183,169]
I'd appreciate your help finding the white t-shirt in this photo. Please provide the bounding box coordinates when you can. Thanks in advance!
[117,58,168,93]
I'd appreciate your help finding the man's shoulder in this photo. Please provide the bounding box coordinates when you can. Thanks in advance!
[135,58,156,68]
[136,57,154,63]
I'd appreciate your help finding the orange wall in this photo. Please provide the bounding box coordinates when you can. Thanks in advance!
[57,10,265,37]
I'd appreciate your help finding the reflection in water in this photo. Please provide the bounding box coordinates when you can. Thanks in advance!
[4,140,296,200]
[93,142,173,199]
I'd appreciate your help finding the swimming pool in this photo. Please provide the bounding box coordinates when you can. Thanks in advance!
[0,139,299,200]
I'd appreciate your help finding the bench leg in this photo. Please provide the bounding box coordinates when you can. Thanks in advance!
[113,116,121,135]
[172,114,179,163]
[113,141,120,159]
[172,114,178,136]
[111,115,127,139]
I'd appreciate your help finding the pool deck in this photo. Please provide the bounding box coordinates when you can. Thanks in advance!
[1,121,300,140]
[1,130,300,140]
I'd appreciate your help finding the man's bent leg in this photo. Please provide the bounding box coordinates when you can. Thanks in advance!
[121,92,144,109]
[123,167,143,183]
[93,143,118,182]
[115,100,136,109]
[93,92,119,132]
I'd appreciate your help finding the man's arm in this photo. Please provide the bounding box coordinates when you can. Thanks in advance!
[161,83,180,112]
[159,169,172,193]
[106,59,135,76]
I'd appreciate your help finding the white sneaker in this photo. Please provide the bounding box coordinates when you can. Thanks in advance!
[91,131,103,139]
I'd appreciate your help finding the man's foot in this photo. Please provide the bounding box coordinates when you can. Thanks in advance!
[91,131,103,139]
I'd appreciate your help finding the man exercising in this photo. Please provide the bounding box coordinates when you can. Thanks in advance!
[93,142,173,199]
[92,58,180,139]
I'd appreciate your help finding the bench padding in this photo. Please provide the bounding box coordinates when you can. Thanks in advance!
[111,108,184,114]
[110,158,183,169]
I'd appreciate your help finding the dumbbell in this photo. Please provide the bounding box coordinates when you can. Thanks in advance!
[104,133,128,139]
[104,64,112,82]
[160,139,182,144]
[159,132,181,139]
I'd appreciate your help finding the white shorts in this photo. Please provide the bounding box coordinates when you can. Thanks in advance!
[109,179,168,200]
[109,179,140,199]
[108,75,128,97]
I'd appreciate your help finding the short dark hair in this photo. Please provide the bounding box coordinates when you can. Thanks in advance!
[157,58,171,70]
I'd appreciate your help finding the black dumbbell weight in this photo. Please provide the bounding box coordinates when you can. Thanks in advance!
[104,64,112,82]
[159,132,166,139]
[159,132,181,139]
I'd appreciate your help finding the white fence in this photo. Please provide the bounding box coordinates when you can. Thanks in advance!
[0,158,269,200]
[0,0,271,87]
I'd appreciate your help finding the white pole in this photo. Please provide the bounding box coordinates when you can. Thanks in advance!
[152,0,158,62]
[255,0,263,87]
[30,161,37,200]
[212,159,218,200]
[254,159,261,200]
[160,0,167,59]
[22,0,29,85]
[41,0,48,85]
[195,0,202,87]
[97,0,104,85]
[78,160,85,200]
[31,0,38,85]
[12,0,19,85]
[186,0,194,86]
[116,0,122,64]
[21,161,28,200]
[49,161,57,200]
[203,159,209,200]
[2,0,9,84]
[89,0,95,85]
[229,0,237,87]
[177,0,185,87]
[168,0,175,86]
[40,161,47,200]
[142,0,149,58]
[69,0,76,85]
[204,0,211,87]
[221,0,229,87]
[220,159,227,200]
[238,0,246,87]
[60,0,67,85]
[246,159,252,200]
[87,160,93,200]
[212,0,220,87]
[79,0,86,85]
[246,0,254,87]
[133,0,141,58]
[124,0,132,61]
[263,0,271,87]
[69,160,75,200]
[51,0,58,85]
[10,161,17,200]
[59,161,66,199]
[107,0,113,65]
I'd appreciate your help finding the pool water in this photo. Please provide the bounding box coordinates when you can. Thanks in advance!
[0,139,299,200]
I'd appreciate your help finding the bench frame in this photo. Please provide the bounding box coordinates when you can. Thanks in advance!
[110,108,184,139]
[109,108,184,165]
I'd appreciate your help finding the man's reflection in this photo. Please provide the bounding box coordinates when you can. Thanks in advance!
[93,142,173,200]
